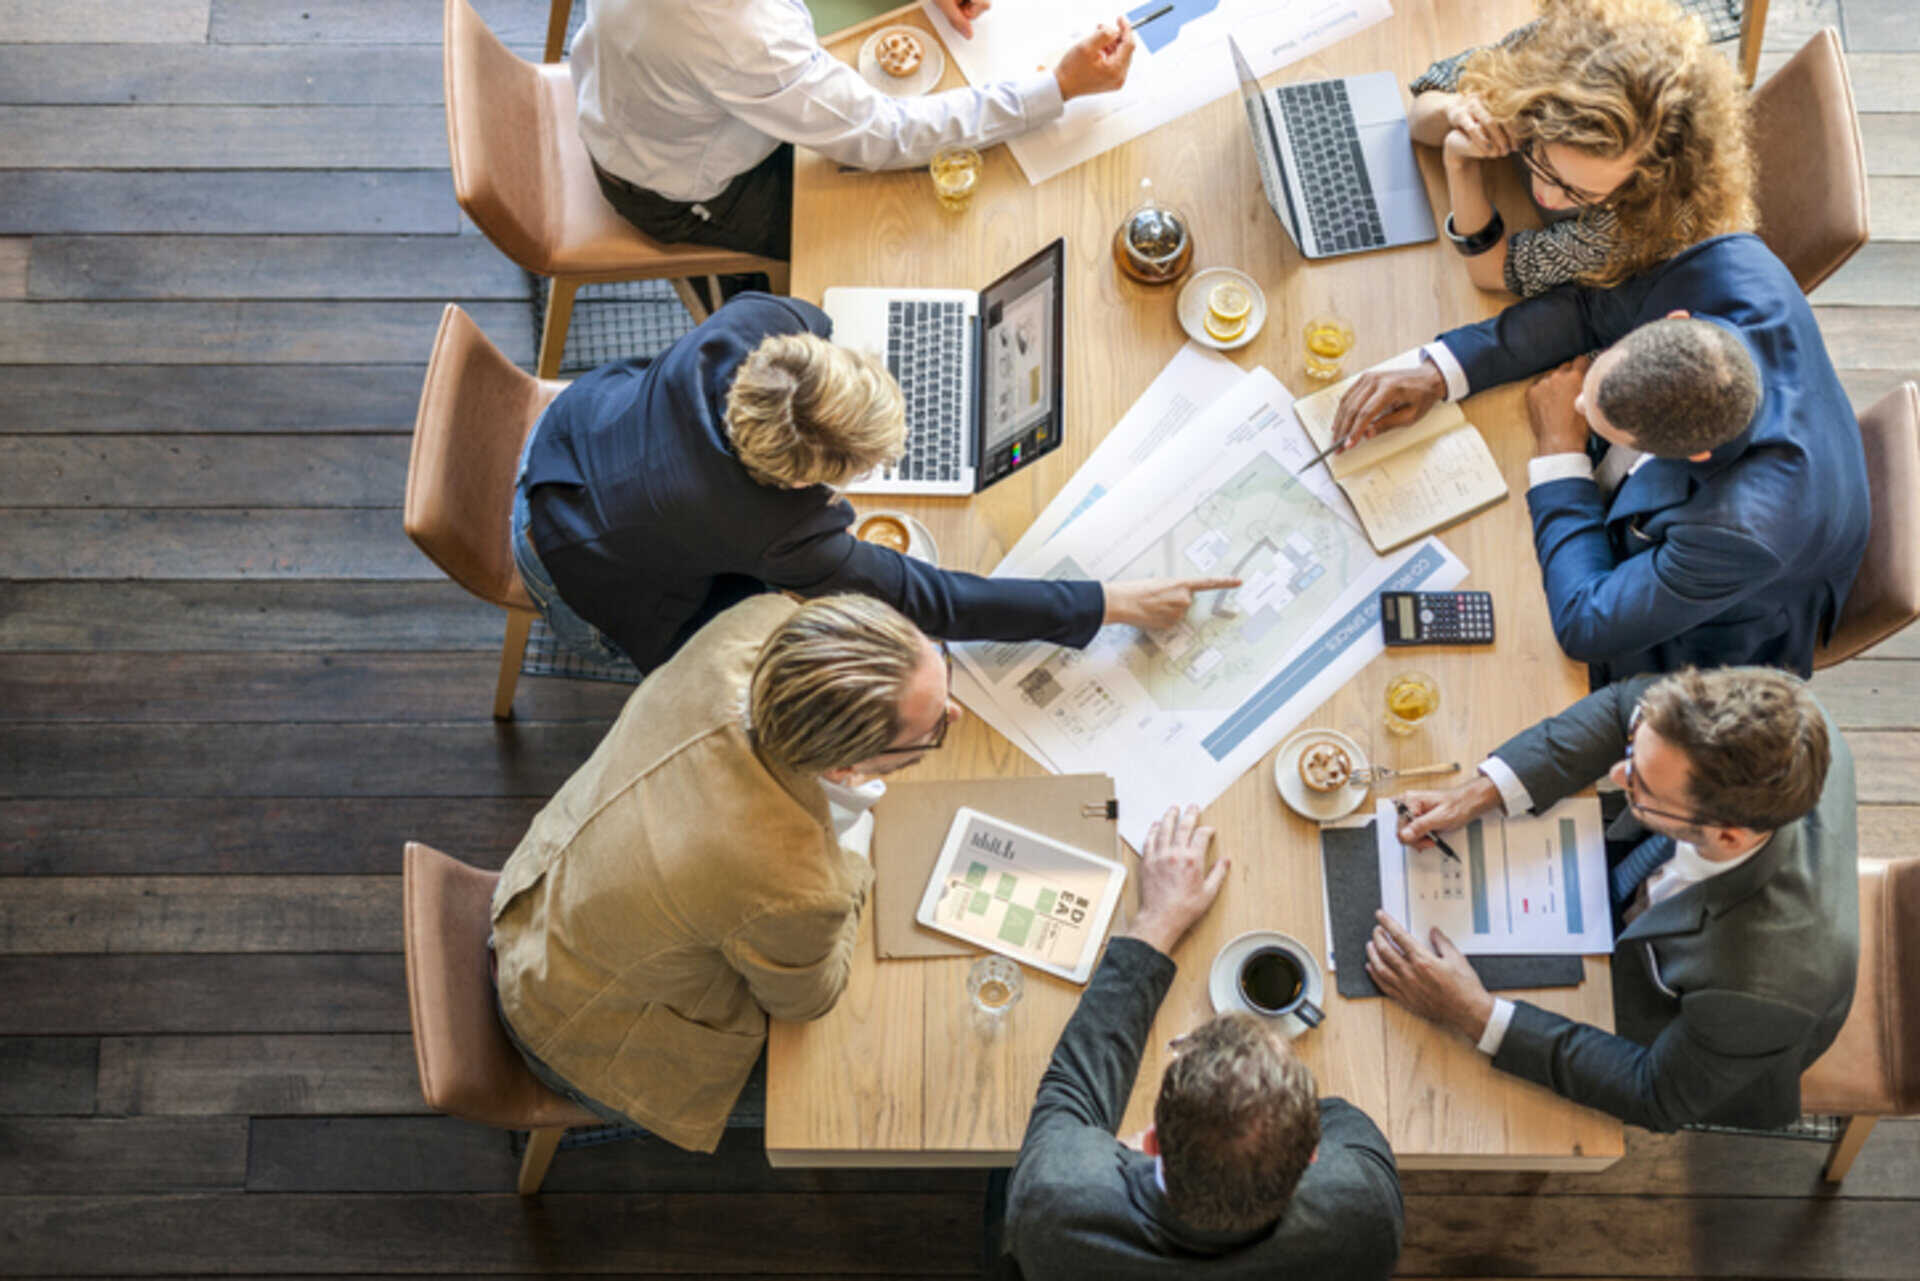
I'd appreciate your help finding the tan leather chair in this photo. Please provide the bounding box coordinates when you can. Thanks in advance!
[403,841,601,1194]
[443,0,788,378]
[1800,857,1920,1182]
[404,304,565,720]
[1751,28,1869,294]
[1815,382,1920,668]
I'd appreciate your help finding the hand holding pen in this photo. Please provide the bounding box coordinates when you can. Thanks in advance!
[1395,799,1460,863]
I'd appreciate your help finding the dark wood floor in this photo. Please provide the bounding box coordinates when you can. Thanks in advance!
[2,0,1916,1275]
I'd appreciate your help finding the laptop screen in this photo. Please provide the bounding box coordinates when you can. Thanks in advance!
[1229,35,1297,245]
[976,238,1065,489]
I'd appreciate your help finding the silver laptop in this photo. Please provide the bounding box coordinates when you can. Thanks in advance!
[824,239,1066,496]
[1230,35,1437,258]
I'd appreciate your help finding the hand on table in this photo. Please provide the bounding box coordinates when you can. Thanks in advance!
[1103,577,1242,630]
[1327,359,1448,451]
[1055,17,1135,100]
[1394,775,1501,850]
[1365,910,1494,1043]
[1123,804,1229,957]
[1525,356,1593,458]
[931,0,991,38]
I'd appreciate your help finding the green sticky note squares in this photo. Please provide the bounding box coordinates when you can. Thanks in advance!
[995,873,1017,900]
[998,904,1035,947]
[1035,888,1058,916]
[965,862,988,886]
[969,890,991,915]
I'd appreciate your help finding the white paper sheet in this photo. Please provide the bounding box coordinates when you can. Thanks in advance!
[1375,797,1613,955]
[922,0,1395,184]
[955,368,1464,849]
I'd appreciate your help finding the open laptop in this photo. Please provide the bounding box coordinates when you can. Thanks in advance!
[824,238,1065,496]
[1229,35,1437,259]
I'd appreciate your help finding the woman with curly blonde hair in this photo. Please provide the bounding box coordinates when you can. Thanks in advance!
[1408,0,1756,297]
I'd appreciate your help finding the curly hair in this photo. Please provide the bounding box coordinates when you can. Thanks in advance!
[1459,0,1756,286]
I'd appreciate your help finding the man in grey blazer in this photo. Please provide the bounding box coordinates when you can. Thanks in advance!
[1368,667,1858,1132]
[993,805,1404,1280]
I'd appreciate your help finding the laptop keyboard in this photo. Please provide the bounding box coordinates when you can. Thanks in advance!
[1274,80,1387,253]
[883,299,967,485]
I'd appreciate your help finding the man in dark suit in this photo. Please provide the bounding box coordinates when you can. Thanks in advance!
[993,805,1404,1280]
[1369,667,1858,1132]
[1329,233,1870,683]
[512,291,1231,672]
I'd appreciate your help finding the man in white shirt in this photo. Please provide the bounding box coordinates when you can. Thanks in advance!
[1362,666,1858,1132]
[572,0,1137,259]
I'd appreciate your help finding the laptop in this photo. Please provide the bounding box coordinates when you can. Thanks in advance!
[1229,35,1437,259]
[824,238,1066,496]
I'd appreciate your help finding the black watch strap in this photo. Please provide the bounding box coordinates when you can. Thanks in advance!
[1444,210,1505,257]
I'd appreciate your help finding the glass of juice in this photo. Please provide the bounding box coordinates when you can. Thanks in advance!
[1383,671,1440,736]
[929,146,982,213]
[1303,312,1356,382]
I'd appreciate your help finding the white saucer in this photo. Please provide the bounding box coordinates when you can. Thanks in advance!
[858,26,945,98]
[1177,267,1267,352]
[1208,930,1326,1038]
[1273,728,1370,822]
[856,508,940,566]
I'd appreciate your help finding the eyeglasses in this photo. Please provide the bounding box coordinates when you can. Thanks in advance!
[1519,139,1608,209]
[869,641,955,759]
[1621,706,1710,827]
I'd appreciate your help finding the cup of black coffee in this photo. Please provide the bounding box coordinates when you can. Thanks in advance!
[1237,945,1324,1027]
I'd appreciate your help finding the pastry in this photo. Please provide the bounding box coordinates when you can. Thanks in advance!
[875,31,923,79]
[1297,741,1353,793]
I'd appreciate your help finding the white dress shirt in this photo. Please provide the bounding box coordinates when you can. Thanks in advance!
[819,775,886,859]
[572,0,1065,203]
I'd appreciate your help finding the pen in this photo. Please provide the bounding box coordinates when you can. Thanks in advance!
[1132,3,1175,30]
[1395,799,1461,864]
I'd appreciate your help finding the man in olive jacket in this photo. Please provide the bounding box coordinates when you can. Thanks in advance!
[490,592,958,1151]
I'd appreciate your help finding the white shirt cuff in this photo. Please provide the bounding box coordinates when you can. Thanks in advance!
[1014,70,1066,124]
[1419,341,1470,402]
[1476,997,1516,1056]
[1527,452,1595,490]
[1476,757,1533,817]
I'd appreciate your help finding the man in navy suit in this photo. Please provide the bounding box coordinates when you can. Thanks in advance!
[1330,233,1870,684]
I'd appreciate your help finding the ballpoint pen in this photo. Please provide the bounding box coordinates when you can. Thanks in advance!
[1395,799,1461,864]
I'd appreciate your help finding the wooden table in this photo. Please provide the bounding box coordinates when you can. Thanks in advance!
[767,2,1624,1171]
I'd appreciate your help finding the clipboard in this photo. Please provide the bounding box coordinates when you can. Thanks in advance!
[872,773,1121,960]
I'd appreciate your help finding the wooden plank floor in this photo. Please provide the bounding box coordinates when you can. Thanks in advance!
[0,0,1914,1275]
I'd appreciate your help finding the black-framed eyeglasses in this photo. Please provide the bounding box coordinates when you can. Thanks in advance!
[1621,705,1710,827]
[869,641,954,759]
[1519,139,1608,209]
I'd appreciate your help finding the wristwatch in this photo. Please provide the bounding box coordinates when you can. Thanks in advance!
[1444,210,1505,257]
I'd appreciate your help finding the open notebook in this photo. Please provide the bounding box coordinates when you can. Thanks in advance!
[1293,362,1509,553]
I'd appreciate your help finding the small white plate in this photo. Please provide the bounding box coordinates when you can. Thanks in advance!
[856,508,940,566]
[1273,727,1370,822]
[1208,930,1327,1038]
[1177,267,1267,352]
[858,26,945,98]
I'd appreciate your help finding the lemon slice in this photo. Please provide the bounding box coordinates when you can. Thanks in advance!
[1204,310,1248,342]
[1207,281,1252,323]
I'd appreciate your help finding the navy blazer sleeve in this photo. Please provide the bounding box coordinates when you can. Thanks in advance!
[753,501,1105,646]
[1435,277,1646,395]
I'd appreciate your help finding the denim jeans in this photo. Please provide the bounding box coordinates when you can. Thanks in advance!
[511,417,630,666]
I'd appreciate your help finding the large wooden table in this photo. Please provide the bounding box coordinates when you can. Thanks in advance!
[766,2,1624,1171]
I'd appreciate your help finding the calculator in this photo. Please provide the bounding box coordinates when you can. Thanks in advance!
[1380,591,1495,645]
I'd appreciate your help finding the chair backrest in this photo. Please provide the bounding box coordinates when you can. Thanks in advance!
[1751,28,1869,293]
[404,304,562,609]
[1802,858,1920,1115]
[444,0,560,273]
[402,840,597,1129]
[1816,382,1920,667]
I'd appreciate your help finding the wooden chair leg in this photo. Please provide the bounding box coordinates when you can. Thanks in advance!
[671,277,712,323]
[518,1125,567,1194]
[542,0,573,62]
[494,608,534,721]
[537,278,579,380]
[763,262,791,296]
[1738,0,1771,87]
[1822,1115,1877,1183]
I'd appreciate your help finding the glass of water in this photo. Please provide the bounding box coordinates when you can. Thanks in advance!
[968,954,1023,1022]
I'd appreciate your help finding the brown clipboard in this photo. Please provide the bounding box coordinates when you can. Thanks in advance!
[872,773,1122,960]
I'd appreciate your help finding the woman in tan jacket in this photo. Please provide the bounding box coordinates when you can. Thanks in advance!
[490,592,957,1152]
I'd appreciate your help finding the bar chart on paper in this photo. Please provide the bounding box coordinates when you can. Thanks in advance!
[1377,798,1613,955]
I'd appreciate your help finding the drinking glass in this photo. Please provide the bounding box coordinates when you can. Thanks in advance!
[1383,670,1440,736]
[929,146,982,213]
[967,954,1023,1022]
[1303,312,1356,382]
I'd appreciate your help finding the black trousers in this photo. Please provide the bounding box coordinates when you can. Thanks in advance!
[591,144,795,262]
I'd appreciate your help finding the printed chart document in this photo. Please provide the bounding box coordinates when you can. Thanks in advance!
[1375,797,1612,955]
[955,367,1465,849]
[1293,359,1509,553]
[921,0,1394,184]
[916,807,1127,983]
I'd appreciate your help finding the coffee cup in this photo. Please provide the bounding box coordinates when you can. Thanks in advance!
[1237,944,1324,1027]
